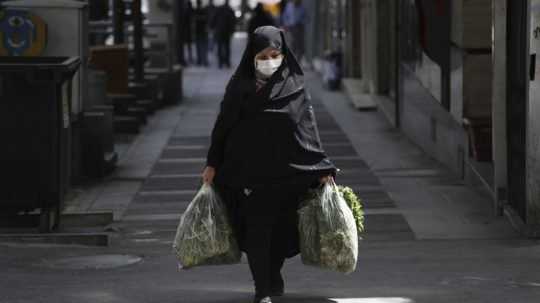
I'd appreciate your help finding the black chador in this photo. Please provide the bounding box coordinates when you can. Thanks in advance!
[206,26,336,300]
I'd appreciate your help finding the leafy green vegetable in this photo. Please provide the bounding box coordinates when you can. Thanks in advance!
[300,185,366,235]
[172,184,241,269]
[337,186,365,234]
[298,181,359,274]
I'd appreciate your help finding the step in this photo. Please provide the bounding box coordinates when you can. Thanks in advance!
[114,106,148,124]
[128,79,160,102]
[135,99,157,114]
[113,115,141,134]
[126,107,148,124]
[108,93,137,107]
[0,211,114,230]
[0,232,110,246]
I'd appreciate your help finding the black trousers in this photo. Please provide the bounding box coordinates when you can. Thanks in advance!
[214,175,321,297]
[245,224,286,297]
[195,36,208,66]
[237,185,307,297]
[216,37,231,68]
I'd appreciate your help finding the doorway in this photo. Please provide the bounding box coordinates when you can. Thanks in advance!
[506,0,528,220]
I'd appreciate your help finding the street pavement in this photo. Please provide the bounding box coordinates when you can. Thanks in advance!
[1,36,540,303]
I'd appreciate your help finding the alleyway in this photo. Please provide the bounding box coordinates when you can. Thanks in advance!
[1,37,540,303]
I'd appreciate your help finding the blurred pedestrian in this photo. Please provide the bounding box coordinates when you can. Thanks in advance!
[207,0,217,53]
[247,3,275,36]
[281,0,307,62]
[194,0,209,66]
[213,0,236,68]
[180,0,194,65]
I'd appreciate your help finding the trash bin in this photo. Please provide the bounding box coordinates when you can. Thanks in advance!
[3,0,91,184]
[2,0,89,115]
[0,56,81,232]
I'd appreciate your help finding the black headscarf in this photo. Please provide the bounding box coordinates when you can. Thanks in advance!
[207,26,336,189]
[249,26,334,171]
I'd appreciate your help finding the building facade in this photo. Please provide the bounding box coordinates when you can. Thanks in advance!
[308,0,540,235]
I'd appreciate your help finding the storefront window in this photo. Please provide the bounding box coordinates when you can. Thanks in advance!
[400,0,450,106]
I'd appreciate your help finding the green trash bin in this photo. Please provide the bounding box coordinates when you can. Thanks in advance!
[0,56,80,232]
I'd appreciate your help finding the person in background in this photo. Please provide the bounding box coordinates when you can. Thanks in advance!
[281,0,307,63]
[181,0,195,65]
[247,3,275,37]
[194,0,209,66]
[207,0,217,53]
[212,0,237,68]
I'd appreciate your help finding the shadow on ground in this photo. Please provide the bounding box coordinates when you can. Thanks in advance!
[274,296,335,303]
[208,294,335,303]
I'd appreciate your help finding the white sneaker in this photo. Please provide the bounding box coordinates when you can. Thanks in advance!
[259,297,272,303]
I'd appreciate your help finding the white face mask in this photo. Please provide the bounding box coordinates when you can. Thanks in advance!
[255,56,283,78]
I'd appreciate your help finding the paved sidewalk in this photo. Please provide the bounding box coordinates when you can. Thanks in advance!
[307,74,517,240]
[1,37,539,303]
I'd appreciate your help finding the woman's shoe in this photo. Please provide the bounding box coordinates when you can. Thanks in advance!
[253,296,272,303]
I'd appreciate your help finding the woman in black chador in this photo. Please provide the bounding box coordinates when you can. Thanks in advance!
[202,26,336,303]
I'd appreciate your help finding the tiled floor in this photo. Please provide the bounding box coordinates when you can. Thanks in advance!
[122,78,413,242]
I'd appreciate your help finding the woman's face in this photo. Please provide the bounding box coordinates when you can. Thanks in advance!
[254,47,282,61]
[254,47,284,78]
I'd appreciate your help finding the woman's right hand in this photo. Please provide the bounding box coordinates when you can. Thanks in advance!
[202,166,216,185]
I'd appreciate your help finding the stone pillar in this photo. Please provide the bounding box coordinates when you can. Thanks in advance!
[360,0,377,93]
[492,0,508,215]
[345,0,362,78]
[526,0,540,226]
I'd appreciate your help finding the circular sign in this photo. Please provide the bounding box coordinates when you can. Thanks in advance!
[0,9,48,56]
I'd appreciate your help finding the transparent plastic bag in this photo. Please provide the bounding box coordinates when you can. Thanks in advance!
[172,184,241,269]
[298,194,321,266]
[298,179,358,273]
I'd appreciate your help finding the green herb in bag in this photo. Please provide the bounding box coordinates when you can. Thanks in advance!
[172,184,241,269]
[338,186,365,234]
[298,180,359,274]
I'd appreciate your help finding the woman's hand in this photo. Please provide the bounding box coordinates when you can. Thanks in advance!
[319,174,333,184]
[202,166,216,184]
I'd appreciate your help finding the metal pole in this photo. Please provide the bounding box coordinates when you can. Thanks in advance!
[113,0,125,44]
[132,0,145,83]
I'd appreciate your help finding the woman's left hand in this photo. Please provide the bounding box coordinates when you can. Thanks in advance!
[319,175,332,184]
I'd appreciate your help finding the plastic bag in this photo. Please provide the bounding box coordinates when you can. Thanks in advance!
[172,184,241,269]
[298,179,358,273]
